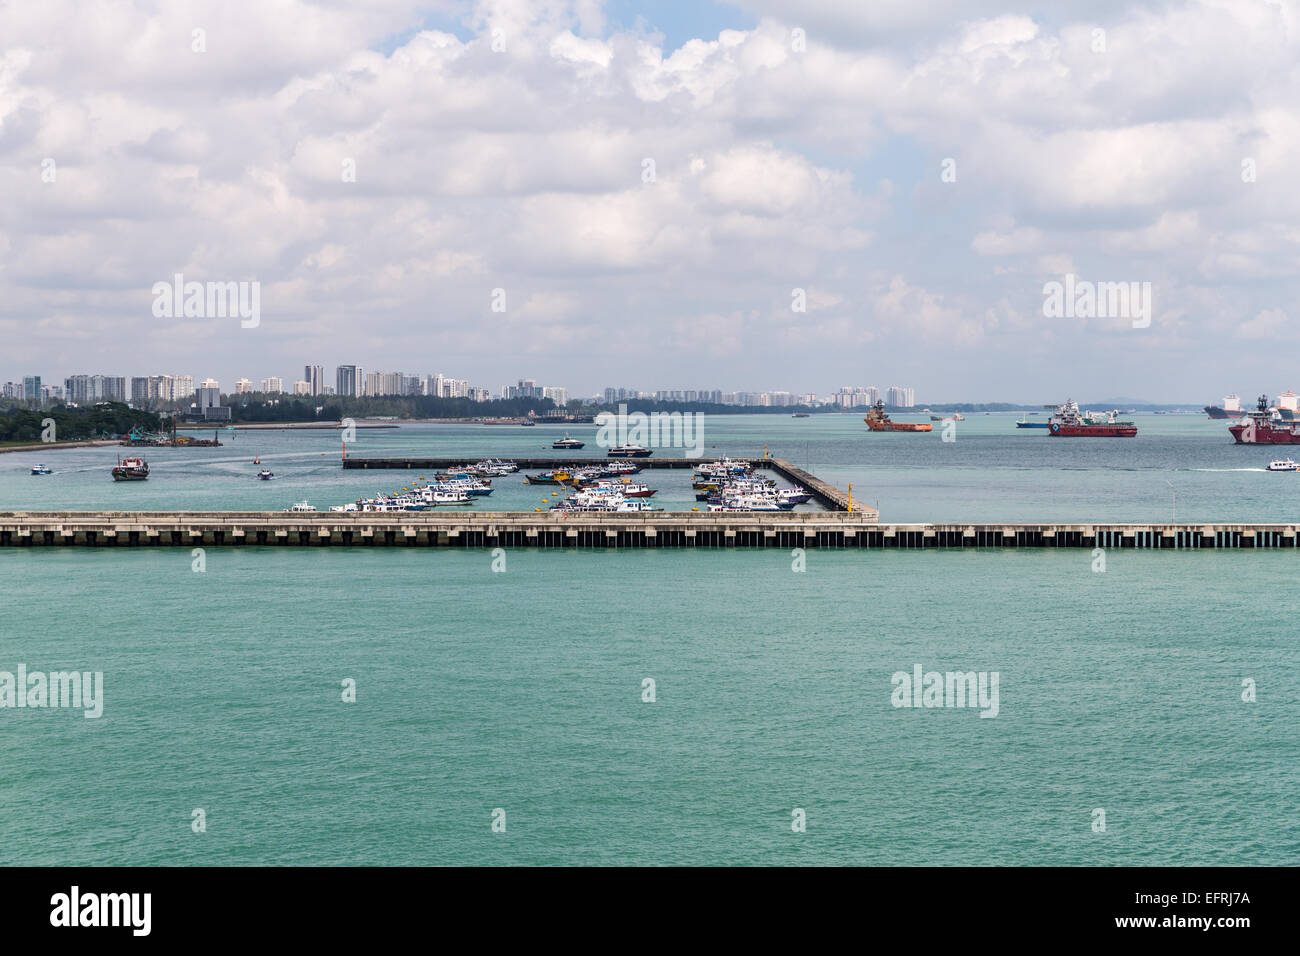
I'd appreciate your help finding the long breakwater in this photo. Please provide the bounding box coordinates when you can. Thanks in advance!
[2,512,1298,548]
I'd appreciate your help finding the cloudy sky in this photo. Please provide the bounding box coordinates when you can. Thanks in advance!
[2,0,1297,402]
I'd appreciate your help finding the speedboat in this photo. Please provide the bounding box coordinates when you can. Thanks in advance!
[1266,459,1298,472]
[31,464,52,475]
[257,469,274,480]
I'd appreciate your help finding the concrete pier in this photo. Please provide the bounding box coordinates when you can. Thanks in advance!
[2,513,1298,549]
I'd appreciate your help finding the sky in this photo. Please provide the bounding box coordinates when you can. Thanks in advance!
[2,0,1298,402]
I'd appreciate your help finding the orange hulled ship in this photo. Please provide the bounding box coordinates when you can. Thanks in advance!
[864,400,933,432]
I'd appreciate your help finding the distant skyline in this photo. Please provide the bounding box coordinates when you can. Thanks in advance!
[3,1,1298,401]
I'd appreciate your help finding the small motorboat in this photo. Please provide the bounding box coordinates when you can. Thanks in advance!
[31,464,53,475]
[286,500,317,512]
[257,469,274,480]
[1266,459,1298,472]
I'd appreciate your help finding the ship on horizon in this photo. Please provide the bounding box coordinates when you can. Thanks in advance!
[1207,391,1298,421]
[1047,401,1137,437]
[864,400,932,432]
[1229,395,1300,444]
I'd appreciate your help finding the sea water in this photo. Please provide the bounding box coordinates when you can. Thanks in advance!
[1,413,1297,864]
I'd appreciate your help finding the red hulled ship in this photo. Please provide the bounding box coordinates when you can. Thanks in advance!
[1228,395,1300,444]
[1047,400,1137,437]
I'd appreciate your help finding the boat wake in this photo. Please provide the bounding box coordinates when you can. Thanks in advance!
[1189,467,1267,472]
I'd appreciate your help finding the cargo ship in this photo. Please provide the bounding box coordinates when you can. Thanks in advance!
[1229,395,1300,444]
[111,456,150,480]
[1204,394,1246,419]
[864,401,932,432]
[1208,392,1297,421]
[1047,401,1137,437]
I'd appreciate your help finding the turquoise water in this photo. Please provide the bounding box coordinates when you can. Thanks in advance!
[0,413,1285,521]
[1,548,1296,865]
[3,413,1297,866]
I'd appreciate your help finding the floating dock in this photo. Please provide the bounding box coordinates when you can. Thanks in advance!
[2,513,1299,549]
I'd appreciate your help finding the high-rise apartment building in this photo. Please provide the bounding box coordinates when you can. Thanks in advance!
[260,377,284,394]
[305,365,325,396]
[336,365,358,397]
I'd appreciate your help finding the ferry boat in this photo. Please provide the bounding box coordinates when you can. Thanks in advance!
[111,456,150,481]
[257,469,274,480]
[1266,459,1298,472]
[552,435,585,449]
[31,463,52,475]
[864,401,932,432]
[1229,395,1300,444]
[606,443,653,458]
[1047,401,1137,437]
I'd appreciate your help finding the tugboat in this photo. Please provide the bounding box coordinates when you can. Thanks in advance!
[864,401,932,432]
[606,443,653,458]
[1229,395,1300,444]
[1047,400,1137,437]
[552,435,585,449]
[31,463,53,475]
[111,456,150,480]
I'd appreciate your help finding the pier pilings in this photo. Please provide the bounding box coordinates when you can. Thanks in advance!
[1,513,1296,549]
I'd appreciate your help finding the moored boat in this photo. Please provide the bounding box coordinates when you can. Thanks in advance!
[606,443,653,458]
